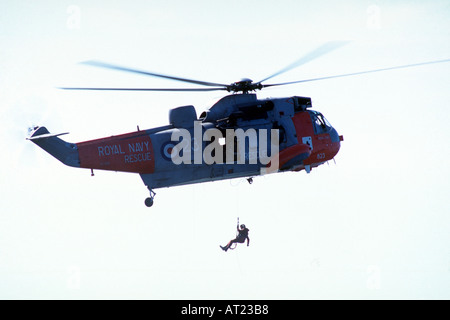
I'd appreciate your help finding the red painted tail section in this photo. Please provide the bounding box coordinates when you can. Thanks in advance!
[77,131,155,173]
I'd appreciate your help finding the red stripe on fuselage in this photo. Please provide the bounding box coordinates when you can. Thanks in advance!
[278,143,311,168]
[77,131,155,173]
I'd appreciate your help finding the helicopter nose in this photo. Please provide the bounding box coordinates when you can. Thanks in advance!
[329,127,340,144]
[329,127,343,155]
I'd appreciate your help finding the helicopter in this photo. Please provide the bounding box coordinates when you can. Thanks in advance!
[28,42,450,207]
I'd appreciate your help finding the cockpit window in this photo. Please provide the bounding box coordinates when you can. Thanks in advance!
[309,111,332,134]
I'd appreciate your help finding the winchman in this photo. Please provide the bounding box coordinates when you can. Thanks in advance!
[220,219,250,252]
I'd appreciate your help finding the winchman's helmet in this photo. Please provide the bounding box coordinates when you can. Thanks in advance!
[240,224,246,229]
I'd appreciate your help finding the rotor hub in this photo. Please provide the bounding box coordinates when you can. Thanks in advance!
[227,78,263,94]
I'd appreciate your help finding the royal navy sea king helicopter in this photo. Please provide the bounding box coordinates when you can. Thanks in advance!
[28,42,450,207]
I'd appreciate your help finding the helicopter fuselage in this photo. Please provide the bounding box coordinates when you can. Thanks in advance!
[29,93,342,206]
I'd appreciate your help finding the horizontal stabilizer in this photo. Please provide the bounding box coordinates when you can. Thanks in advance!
[27,131,69,141]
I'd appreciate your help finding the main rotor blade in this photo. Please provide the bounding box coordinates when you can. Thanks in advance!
[59,87,228,92]
[263,58,450,88]
[258,41,349,84]
[80,60,228,88]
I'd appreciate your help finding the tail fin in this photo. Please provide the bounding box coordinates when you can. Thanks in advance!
[28,126,80,168]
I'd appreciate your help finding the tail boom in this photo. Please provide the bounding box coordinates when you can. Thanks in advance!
[28,126,155,174]
[28,126,80,168]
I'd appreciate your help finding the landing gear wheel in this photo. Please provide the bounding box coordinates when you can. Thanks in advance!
[144,197,154,207]
[145,187,156,208]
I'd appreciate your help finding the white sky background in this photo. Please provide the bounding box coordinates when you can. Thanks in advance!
[1,0,449,299]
